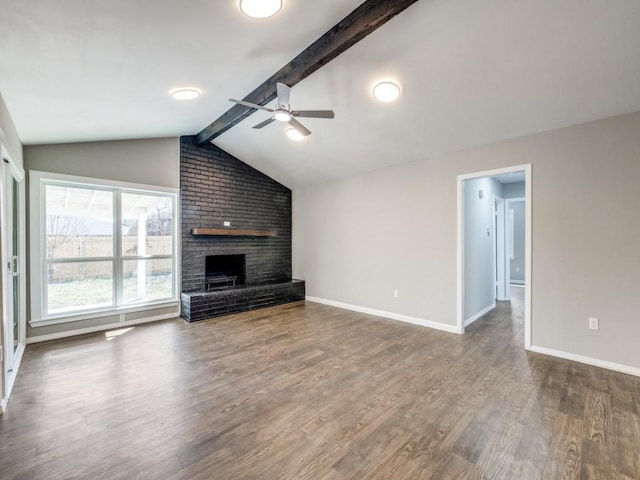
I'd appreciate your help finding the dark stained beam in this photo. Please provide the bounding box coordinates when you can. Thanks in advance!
[196,0,420,145]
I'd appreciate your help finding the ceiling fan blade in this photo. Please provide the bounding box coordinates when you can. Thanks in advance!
[292,110,335,119]
[253,117,276,129]
[288,117,311,137]
[229,98,274,112]
[276,83,291,109]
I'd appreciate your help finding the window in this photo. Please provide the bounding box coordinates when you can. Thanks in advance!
[30,171,179,324]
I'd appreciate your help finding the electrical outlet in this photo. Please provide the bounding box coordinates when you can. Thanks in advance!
[393,289,399,298]
[119,313,126,322]
[223,221,231,227]
[589,317,599,331]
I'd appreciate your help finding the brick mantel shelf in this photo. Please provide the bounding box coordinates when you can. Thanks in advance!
[191,228,276,237]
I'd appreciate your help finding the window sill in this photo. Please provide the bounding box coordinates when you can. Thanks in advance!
[29,300,180,327]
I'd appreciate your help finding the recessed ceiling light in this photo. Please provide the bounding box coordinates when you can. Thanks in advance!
[372,81,401,103]
[170,88,201,100]
[239,0,282,19]
[286,127,305,142]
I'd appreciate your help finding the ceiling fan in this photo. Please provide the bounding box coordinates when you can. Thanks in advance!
[229,83,335,138]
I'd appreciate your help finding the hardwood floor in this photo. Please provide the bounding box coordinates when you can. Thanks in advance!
[1,288,639,479]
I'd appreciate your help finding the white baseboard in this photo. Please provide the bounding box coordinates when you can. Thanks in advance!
[464,303,496,327]
[306,296,460,334]
[26,313,178,344]
[529,345,640,378]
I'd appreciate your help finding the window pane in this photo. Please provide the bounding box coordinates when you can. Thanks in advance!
[123,259,173,304]
[46,185,113,259]
[122,194,173,256]
[47,261,114,314]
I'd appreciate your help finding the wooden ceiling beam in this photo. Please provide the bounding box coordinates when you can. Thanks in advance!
[196,0,420,145]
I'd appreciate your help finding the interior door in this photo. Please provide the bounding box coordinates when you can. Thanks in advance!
[493,196,509,301]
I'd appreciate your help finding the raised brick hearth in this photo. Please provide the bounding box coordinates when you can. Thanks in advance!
[181,280,305,322]
[180,136,304,322]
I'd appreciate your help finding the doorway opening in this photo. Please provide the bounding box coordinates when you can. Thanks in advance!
[456,165,531,349]
[506,197,526,288]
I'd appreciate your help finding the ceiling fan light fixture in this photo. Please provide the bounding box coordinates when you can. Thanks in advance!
[170,88,201,100]
[274,110,292,122]
[372,81,401,103]
[286,127,306,142]
[239,0,282,19]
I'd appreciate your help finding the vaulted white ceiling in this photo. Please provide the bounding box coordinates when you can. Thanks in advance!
[2,0,640,187]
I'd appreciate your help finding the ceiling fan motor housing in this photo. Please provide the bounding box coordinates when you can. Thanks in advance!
[274,109,292,122]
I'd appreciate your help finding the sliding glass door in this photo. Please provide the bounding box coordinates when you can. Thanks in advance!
[2,155,26,402]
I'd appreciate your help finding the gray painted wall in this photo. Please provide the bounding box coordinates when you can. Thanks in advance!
[464,177,503,320]
[0,93,23,168]
[24,138,180,339]
[503,181,525,199]
[509,200,526,284]
[293,111,640,370]
[25,138,179,188]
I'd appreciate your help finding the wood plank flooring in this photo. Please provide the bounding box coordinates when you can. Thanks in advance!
[1,288,639,479]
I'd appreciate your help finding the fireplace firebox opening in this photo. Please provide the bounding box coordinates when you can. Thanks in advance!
[205,254,246,290]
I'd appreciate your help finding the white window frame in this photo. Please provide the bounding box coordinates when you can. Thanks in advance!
[29,171,180,326]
